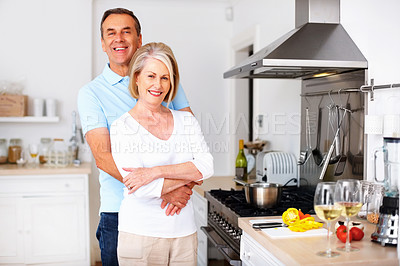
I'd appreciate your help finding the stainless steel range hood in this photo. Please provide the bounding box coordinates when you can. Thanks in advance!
[224,0,368,79]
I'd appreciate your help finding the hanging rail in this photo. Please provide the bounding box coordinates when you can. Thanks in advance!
[300,88,360,97]
[359,80,400,101]
[300,80,400,101]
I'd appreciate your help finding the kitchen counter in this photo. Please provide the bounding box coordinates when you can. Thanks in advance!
[193,175,242,197]
[0,162,92,175]
[239,216,399,265]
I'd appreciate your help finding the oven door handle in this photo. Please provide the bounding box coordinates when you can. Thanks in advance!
[217,246,242,266]
[201,226,242,266]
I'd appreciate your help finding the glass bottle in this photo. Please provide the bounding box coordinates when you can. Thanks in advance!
[358,180,373,219]
[50,138,68,167]
[39,138,52,164]
[0,139,7,164]
[367,183,385,224]
[8,138,22,164]
[235,139,248,181]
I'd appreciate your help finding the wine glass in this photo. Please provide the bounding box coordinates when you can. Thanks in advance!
[334,179,362,252]
[314,182,342,257]
[29,144,39,167]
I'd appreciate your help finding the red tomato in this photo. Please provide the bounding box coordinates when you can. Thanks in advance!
[336,225,352,243]
[350,227,364,241]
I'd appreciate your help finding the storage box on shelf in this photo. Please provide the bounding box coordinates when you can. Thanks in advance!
[0,94,28,117]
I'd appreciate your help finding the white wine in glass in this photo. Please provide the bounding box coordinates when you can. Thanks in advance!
[335,179,362,252]
[314,182,342,257]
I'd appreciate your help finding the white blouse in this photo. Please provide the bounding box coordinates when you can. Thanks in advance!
[110,109,213,238]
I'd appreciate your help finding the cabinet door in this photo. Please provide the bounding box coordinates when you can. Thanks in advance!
[0,197,24,264]
[23,195,87,264]
[241,232,284,266]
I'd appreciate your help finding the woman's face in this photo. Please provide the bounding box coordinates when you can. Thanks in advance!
[136,58,171,106]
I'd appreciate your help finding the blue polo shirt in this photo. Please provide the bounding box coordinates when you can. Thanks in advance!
[77,64,189,213]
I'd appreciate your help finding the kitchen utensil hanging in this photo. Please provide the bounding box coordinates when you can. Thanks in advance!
[312,107,324,166]
[319,105,350,180]
[326,103,340,164]
[334,106,348,176]
[334,91,351,176]
[298,107,312,165]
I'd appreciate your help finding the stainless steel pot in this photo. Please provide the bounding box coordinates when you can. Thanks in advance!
[235,179,283,208]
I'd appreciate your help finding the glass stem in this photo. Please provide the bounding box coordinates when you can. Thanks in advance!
[345,217,351,251]
[326,221,332,255]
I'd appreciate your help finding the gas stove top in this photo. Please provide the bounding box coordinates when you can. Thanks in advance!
[204,186,315,255]
[209,186,315,217]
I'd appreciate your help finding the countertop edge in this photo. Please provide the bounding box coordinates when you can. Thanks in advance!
[0,162,92,175]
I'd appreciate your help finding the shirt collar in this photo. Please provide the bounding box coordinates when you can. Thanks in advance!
[102,63,129,86]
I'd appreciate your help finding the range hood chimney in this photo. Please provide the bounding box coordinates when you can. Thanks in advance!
[223,0,367,79]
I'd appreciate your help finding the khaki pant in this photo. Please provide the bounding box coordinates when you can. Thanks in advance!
[117,231,197,266]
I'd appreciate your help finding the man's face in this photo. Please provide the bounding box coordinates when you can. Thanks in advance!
[101,14,142,75]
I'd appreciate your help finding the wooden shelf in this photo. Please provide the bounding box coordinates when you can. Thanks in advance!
[0,116,60,123]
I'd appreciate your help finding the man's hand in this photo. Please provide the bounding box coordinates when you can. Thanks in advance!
[122,167,155,194]
[160,181,203,216]
[161,185,192,208]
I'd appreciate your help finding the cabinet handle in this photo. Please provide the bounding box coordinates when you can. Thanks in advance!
[244,250,251,260]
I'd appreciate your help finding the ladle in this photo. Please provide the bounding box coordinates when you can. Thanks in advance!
[312,108,324,166]
[298,108,312,165]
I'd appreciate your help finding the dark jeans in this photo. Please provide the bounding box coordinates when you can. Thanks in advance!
[96,212,119,266]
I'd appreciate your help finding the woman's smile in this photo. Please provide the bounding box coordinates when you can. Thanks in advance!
[148,89,163,97]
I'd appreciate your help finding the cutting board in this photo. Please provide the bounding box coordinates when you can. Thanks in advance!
[250,219,330,239]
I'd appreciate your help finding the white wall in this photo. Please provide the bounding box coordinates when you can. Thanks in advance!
[340,0,400,181]
[0,0,92,144]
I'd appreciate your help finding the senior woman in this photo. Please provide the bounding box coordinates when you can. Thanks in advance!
[110,42,213,266]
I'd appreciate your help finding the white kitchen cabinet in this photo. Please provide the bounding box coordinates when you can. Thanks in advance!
[0,174,90,266]
[240,232,284,266]
[192,190,208,266]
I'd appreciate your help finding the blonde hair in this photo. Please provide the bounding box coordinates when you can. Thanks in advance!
[128,42,179,105]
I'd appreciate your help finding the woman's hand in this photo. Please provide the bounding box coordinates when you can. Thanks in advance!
[123,167,156,194]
